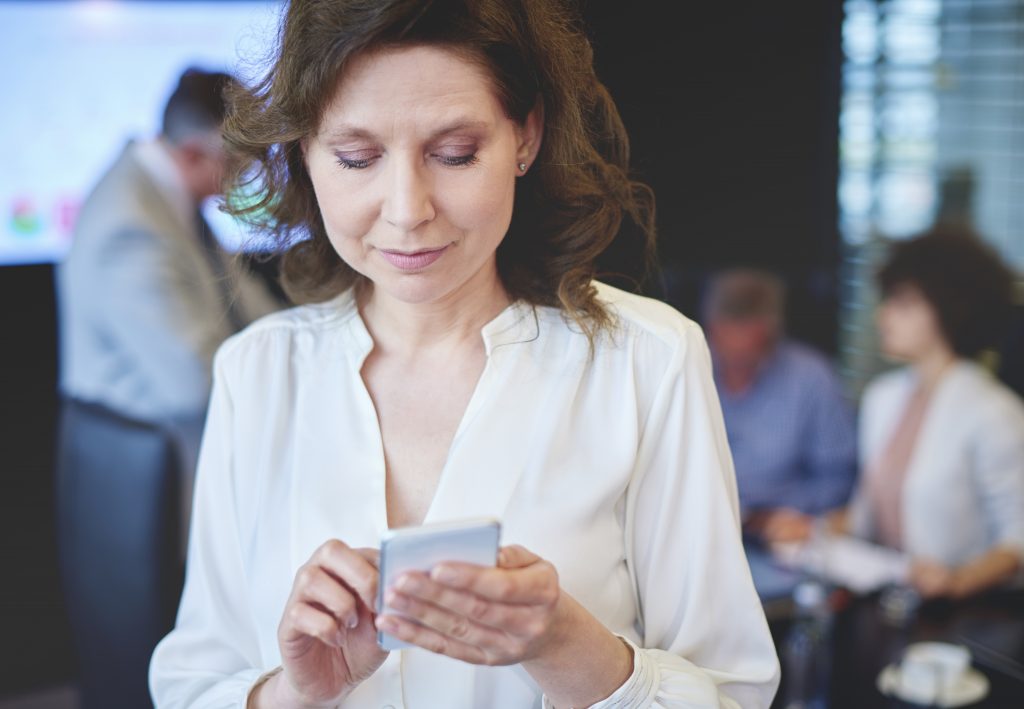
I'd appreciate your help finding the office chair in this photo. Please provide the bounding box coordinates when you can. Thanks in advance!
[55,398,183,709]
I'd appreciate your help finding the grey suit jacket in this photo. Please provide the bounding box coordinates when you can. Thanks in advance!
[57,142,281,475]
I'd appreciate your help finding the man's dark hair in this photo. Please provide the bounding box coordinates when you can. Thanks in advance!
[877,225,1016,358]
[162,67,237,145]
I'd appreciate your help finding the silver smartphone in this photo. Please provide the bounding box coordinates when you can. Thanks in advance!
[377,517,501,651]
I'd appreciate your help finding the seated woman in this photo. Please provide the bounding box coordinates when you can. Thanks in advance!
[148,1,779,707]
[841,225,1024,599]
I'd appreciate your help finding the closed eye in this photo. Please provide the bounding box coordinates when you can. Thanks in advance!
[336,155,376,169]
[435,153,479,167]
[333,151,478,169]
[334,149,379,169]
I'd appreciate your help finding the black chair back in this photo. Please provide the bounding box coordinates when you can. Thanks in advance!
[56,398,183,709]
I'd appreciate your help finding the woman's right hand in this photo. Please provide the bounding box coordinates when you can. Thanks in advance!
[256,540,389,708]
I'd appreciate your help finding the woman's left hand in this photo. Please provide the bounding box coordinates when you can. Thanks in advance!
[374,544,566,666]
[910,558,958,598]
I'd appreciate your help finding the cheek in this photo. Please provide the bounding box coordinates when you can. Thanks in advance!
[437,131,520,239]
[440,167,516,237]
[910,308,944,347]
[884,308,933,354]
[307,164,377,251]
[878,308,911,354]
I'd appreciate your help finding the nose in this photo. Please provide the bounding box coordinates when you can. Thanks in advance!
[381,156,435,232]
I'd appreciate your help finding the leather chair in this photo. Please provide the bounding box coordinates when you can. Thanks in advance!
[56,398,184,709]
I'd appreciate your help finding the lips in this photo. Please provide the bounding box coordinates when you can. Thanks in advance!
[378,245,449,271]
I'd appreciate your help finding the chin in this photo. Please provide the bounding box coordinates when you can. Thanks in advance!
[881,351,909,365]
[879,344,913,363]
[370,273,459,305]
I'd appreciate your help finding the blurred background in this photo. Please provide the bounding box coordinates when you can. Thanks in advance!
[1,0,1022,707]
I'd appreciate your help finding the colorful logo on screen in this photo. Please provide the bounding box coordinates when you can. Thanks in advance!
[9,197,43,237]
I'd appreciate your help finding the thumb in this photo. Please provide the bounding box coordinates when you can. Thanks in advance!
[498,544,540,569]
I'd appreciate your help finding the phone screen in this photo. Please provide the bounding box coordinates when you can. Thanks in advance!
[377,517,501,651]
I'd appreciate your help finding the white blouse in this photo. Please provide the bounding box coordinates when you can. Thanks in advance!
[149,282,780,708]
[849,361,1024,567]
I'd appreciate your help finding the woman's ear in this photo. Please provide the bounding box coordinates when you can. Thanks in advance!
[516,99,544,172]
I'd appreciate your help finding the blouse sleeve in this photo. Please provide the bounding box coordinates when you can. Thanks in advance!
[972,394,1024,559]
[149,349,267,707]
[590,323,780,708]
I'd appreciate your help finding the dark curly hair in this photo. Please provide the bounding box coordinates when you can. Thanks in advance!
[222,0,656,342]
[877,225,1016,358]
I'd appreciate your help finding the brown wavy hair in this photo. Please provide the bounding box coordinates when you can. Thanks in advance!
[223,0,656,341]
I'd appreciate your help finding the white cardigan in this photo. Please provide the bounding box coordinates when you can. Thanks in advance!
[149,283,780,708]
[850,361,1024,567]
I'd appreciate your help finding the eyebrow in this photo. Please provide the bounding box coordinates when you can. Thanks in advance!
[321,119,491,144]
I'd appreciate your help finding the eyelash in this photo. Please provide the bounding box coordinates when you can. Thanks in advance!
[437,153,479,168]
[336,156,374,169]
[335,153,479,170]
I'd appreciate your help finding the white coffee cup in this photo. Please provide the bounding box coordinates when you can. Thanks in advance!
[898,642,971,704]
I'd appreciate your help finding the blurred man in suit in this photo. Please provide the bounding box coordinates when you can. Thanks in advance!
[57,67,282,482]
[704,268,857,543]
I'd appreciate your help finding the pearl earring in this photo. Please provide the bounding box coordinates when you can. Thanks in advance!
[518,162,528,173]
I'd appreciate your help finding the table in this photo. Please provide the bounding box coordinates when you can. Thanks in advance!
[823,590,1024,708]
[747,545,1024,708]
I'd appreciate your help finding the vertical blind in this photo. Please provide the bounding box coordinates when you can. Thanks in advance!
[837,0,1024,397]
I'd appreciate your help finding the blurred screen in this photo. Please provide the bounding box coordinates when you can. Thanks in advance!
[0,0,283,266]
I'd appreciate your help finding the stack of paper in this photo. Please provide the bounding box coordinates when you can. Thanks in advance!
[771,534,911,594]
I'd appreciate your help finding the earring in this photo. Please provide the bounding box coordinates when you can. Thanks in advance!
[518,162,528,173]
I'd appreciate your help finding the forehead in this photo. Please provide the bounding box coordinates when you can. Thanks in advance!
[318,45,505,137]
[884,281,926,301]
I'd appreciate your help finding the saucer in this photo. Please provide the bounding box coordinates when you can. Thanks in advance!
[877,664,990,707]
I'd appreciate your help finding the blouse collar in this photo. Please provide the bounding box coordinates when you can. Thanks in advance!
[331,288,540,361]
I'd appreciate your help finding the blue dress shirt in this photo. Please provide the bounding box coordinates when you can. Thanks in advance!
[714,339,857,516]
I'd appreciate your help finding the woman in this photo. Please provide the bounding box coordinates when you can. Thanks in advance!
[150,1,780,706]
[844,227,1024,599]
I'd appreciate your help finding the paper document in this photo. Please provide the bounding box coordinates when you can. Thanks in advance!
[771,534,911,594]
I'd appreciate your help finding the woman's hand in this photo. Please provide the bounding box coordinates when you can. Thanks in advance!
[374,544,563,666]
[257,540,389,708]
[375,544,633,707]
[911,547,1021,600]
[910,558,957,598]
[757,508,816,544]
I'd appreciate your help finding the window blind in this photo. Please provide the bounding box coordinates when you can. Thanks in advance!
[837,0,1024,397]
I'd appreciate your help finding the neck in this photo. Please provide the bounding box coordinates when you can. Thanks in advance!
[912,345,957,391]
[715,340,776,396]
[160,137,204,205]
[720,364,759,396]
[359,268,511,357]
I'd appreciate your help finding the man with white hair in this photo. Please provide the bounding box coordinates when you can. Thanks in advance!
[703,268,856,543]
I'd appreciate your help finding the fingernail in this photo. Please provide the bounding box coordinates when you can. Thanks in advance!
[431,565,457,583]
[346,614,359,629]
[376,615,396,632]
[386,591,408,610]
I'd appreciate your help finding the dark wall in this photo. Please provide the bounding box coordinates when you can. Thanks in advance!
[584,0,844,353]
[0,265,72,692]
[0,1,844,695]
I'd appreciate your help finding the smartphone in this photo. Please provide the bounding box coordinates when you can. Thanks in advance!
[377,517,501,651]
